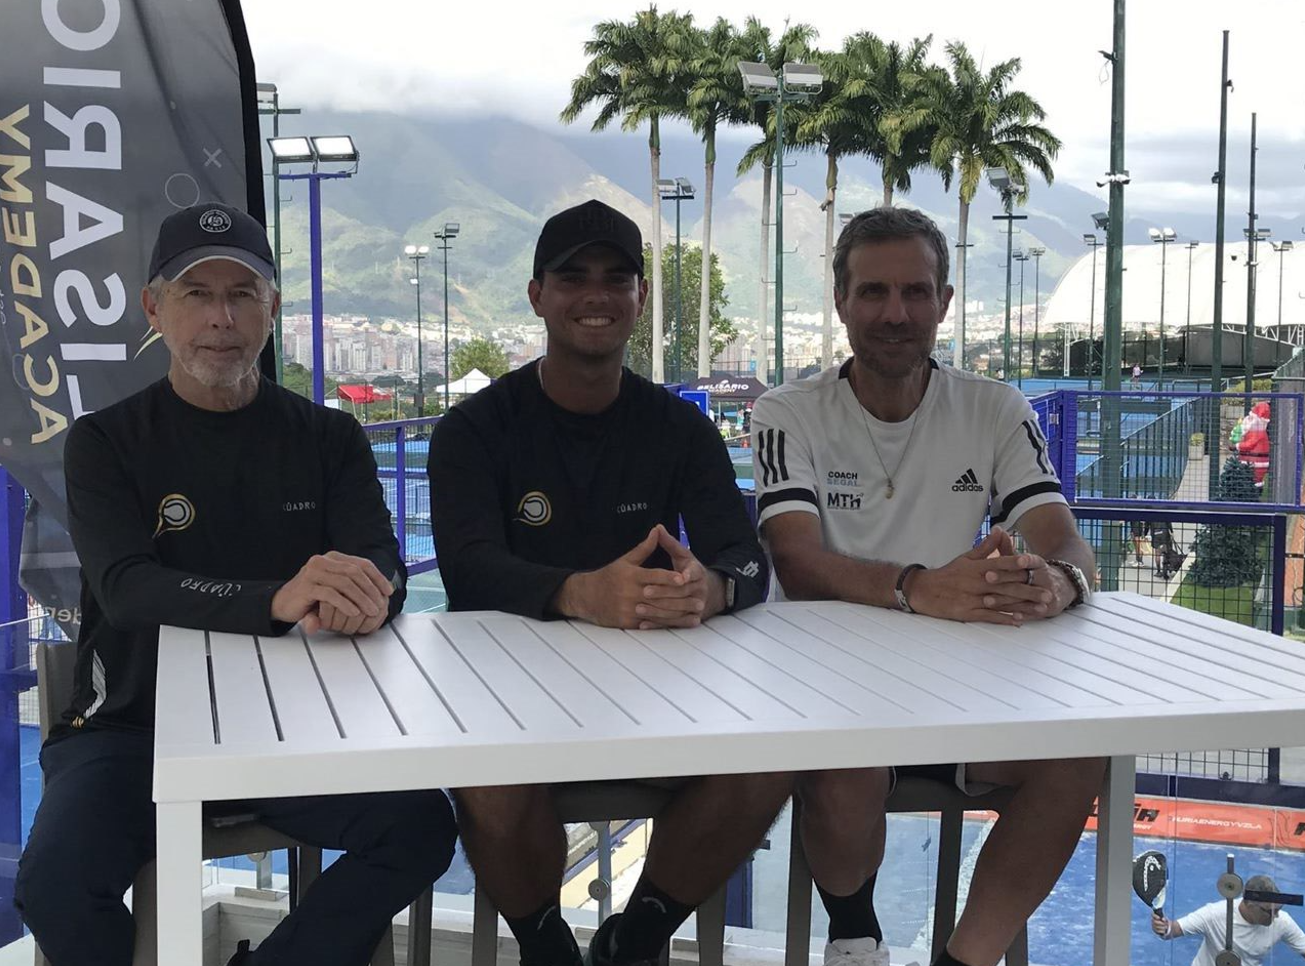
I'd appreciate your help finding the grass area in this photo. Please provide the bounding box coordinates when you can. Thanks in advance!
[1173,577,1256,626]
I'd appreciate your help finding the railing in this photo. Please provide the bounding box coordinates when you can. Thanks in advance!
[362,416,440,575]
[1031,390,1305,510]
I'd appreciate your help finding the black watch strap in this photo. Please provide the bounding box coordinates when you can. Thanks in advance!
[895,564,926,613]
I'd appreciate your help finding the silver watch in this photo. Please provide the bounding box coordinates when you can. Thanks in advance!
[1047,559,1092,608]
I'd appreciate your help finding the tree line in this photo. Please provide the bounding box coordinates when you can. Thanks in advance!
[561,8,1061,380]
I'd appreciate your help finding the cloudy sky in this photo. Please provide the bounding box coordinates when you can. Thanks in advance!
[243,1,1305,217]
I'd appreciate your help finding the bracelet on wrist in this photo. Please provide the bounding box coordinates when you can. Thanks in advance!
[894,564,926,613]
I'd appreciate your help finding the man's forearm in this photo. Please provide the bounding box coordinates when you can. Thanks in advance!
[773,544,907,608]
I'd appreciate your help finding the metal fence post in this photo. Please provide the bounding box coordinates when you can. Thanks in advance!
[1272,514,1287,636]
[0,467,26,942]
[395,426,407,563]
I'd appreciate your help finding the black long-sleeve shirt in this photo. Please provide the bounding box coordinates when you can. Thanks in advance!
[61,377,406,734]
[428,361,767,619]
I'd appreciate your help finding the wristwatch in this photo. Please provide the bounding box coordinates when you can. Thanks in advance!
[722,575,737,613]
[1047,559,1093,608]
[894,564,926,613]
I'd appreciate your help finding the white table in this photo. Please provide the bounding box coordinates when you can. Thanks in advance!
[154,593,1305,964]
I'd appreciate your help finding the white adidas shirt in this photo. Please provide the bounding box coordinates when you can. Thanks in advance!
[752,360,1065,591]
[1175,901,1305,966]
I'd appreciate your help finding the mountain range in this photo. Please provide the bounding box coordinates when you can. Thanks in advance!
[268,108,1301,332]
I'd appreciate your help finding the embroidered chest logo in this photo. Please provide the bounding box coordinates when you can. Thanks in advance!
[952,468,985,493]
[516,491,552,527]
[825,491,863,511]
[154,493,195,537]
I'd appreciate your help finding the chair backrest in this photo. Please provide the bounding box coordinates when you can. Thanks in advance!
[34,641,77,742]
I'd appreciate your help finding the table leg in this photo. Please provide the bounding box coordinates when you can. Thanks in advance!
[1094,755,1135,966]
[155,800,203,962]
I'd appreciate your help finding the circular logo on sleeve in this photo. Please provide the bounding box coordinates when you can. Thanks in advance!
[515,491,551,527]
[198,208,232,233]
[154,493,196,537]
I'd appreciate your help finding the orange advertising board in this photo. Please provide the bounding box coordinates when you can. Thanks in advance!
[1083,798,1305,850]
[949,799,1305,850]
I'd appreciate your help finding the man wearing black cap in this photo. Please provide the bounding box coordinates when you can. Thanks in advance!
[15,203,456,965]
[428,199,787,966]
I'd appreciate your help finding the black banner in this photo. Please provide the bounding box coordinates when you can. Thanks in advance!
[0,0,266,629]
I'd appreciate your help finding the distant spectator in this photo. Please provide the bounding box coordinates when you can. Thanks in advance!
[1130,519,1150,568]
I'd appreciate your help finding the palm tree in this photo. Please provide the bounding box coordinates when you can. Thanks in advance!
[735,18,816,385]
[561,6,697,383]
[685,17,751,379]
[866,35,936,206]
[912,41,1060,369]
[783,33,935,368]
[790,41,874,369]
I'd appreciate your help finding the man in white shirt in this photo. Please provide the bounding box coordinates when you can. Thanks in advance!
[1152,875,1305,965]
[753,207,1103,966]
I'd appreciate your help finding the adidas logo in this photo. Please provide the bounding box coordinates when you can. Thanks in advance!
[952,468,984,492]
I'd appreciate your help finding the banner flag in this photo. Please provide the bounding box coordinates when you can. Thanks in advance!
[0,0,267,632]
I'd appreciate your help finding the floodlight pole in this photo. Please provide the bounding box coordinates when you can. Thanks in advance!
[992,191,1026,381]
[1244,113,1258,408]
[434,225,459,412]
[1185,241,1198,374]
[774,88,787,385]
[279,171,351,405]
[1152,231,1175,391]
[1085,236,1102,393]
[1212,30,1230,396]
[1014,252,1028,388]
[1030,248,1045,378]
[257,88,300,384]
[409,251,426,414]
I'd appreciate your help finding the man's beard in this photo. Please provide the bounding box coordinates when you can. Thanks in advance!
[178,345,260,388]
[852,334,934,380]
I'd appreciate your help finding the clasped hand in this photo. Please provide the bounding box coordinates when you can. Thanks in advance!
[560,525,724,630]
[905,527,1066,625]
[271,551,394,635]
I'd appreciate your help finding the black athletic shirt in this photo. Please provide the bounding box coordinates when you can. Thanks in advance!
[59,377,406,735]
[428,361,767,619]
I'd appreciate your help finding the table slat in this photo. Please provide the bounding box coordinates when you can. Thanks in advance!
[207,632,278,744]
[824,607,1088,710]
[572,623,751,724]
[305,635,401,740]
[391,618,523,734]
[258,633,339,742]
[356,625,464,738]
[762,607,1014,713]
[154,627,216,747]
[434,614,579,731]
[1046,615,1275,701]
[1079,608,1305,697]
[521,619,697,726]
[478,616,646,729]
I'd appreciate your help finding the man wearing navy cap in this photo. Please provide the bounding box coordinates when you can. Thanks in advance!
[428,200,787,966]
[15,203,456,965]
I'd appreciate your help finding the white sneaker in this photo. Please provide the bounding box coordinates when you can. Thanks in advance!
[823,938,890,966]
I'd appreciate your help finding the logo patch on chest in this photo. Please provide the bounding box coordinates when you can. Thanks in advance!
[154,494,195,537]
[515,491,552,527]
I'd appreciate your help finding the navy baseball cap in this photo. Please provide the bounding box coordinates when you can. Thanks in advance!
[147,203,276,283]
[533,200,644,278]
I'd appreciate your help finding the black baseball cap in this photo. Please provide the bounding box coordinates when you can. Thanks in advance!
[533,199,644,278]
[147,202,276,283]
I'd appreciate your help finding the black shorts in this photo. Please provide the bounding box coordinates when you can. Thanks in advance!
[894,763,998,797]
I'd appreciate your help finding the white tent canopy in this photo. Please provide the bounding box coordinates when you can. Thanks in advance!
[434,368,493,395]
